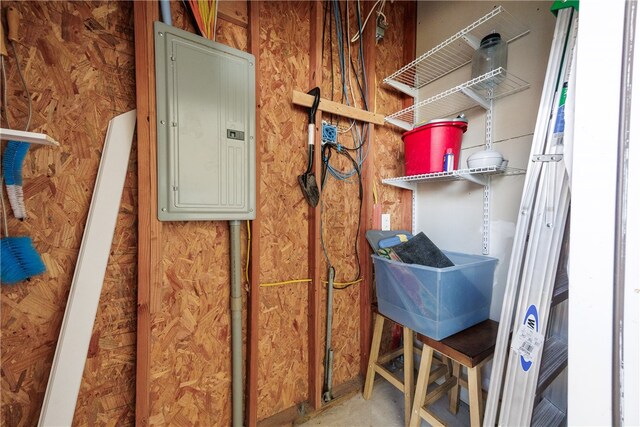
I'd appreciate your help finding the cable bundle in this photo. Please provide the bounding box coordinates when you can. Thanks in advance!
[318,0,374,289]
[188,0,218,40]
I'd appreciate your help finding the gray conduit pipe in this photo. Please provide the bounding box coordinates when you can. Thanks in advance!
[230,220,243,427]
[160,0,172,26]
[322,266,335,402]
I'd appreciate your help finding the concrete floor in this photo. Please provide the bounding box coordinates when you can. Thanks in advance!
[301,374,471,427]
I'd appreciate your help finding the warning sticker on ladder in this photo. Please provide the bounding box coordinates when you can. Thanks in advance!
[511,304,545,371]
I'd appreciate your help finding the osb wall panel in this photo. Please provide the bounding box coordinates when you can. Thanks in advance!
[256,1,311,420]
[374,2,413,354]
[147,4,249,426]
[375,2,411,215]
[317,175,361,389]
[1,2,137,426]
[314,0,368,389]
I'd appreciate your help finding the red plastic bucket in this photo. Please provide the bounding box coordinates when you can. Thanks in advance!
[402,118,468,175]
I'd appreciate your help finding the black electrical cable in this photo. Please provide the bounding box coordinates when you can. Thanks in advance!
[328,0,336,123]
[335,146,362,288]
[345,1,369,113]
[181,0,204,37]
[337,122,368,152]
[341,1,371,158]
[337,148,362,201]
[322,1,328,61]
[355,0,369,110]
[319,0,372,289]
[321,143,332,188]
[320,142,363,289]
[332,0,345,108]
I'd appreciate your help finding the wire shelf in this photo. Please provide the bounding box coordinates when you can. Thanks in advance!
[0,128,60,146]
[385,68,529,131]
[382,165,526,188]
[383,6,529,96]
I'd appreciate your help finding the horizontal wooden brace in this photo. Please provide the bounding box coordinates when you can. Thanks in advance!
[292,90,385,126]
[374,364,404,391]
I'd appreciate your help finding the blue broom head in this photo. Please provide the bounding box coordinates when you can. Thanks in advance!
[1,236,46,285]
[3,140,30,219]
[2,140,30,187]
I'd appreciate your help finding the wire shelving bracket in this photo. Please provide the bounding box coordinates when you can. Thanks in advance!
[385,68,529,131]
[382,165,526,190]
[382,6,529,97]
[380,5,530,255]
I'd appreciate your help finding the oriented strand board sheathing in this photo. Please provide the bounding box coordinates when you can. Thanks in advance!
[371,0,411,233]
[144,4,249,427]
[313,0,379,391]
[218,0,249,28]
[256,1,311,420]
[1,2,137,426]
[149,222,250,426]
[373,1,414,355]
[319,171,362,387]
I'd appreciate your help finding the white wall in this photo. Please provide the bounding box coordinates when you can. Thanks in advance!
[624,8,640,420]
[570,1,639,424]
[410,1,640,421]
[414,2,555,320]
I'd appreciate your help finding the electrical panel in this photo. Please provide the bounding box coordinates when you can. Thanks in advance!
[155,22,256,221]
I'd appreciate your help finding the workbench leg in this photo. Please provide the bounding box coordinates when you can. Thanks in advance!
[409,344,433,427]
[449,361,461,414]
[468,365,483,426]
[403,326,414,427]
[363,314,384,400]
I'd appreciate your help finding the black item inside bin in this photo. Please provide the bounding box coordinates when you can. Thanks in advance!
[389,232,454,268]
[365,230,412,252]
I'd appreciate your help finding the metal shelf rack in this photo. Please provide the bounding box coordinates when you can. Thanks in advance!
[382,165,526,190]
[385,68,530,131]
[382,5,529,97]
[379,5,530,254]
[0,128,60,147]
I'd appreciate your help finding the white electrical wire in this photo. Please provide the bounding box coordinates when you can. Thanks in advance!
[1,57,11,129]
[337,120,356,134]
[350,0,385,43]
[345,0,358,109]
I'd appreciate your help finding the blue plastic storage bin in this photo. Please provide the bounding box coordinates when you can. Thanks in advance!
[372,251,497,340]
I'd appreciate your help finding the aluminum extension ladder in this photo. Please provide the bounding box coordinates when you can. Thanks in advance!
[483,6,578,426]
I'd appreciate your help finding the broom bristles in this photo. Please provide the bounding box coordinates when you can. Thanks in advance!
[2,141,30,219]
[1,236,46,285]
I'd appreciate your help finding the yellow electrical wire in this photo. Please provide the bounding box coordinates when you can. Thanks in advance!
[260,279,312,288]
[372,180,378,205]
[258,277,363,289]
[325,278,363,289]
[198,0,211,39]
[244,219,362,290]
[190,0,217,40]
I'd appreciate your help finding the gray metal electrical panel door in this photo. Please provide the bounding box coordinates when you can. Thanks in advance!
[155,22,256,221]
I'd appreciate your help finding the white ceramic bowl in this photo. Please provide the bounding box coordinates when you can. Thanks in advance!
[467,149,504,169]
